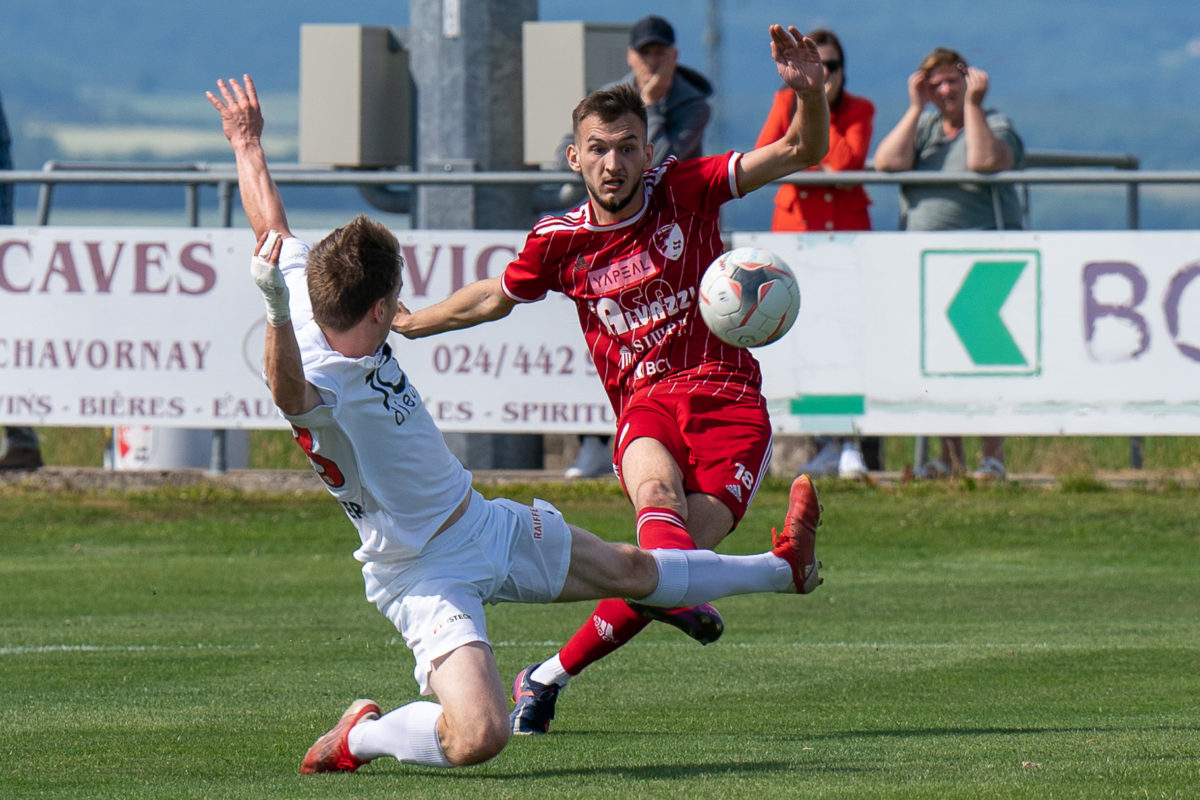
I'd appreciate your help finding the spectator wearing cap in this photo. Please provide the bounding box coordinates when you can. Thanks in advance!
[554,14,712,176]
[618,14,713,165]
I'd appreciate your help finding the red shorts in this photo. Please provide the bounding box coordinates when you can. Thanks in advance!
[613,383,772,524]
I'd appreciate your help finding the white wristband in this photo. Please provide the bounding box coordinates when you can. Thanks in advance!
[251,231,290,327]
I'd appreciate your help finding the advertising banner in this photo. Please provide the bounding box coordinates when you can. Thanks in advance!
[0,226,608,432]
[740,231,1200,435]
[3,226,1199,434]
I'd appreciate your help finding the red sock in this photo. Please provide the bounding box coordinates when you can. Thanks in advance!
[557,508,694,676]
[558,598,651,675]
[635,506,695,550]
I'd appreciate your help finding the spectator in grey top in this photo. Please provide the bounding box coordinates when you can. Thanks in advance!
[874,47,1024,480]
[874,46,1024,230]
[612,14,713,166]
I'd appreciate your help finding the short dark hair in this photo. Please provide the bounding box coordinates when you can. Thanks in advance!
[306,215,403,332]
[571,83,647,139]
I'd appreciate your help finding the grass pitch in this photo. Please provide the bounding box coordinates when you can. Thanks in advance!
[1,479,1197,799]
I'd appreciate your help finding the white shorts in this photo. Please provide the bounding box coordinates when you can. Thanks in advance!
[360,491,572,694]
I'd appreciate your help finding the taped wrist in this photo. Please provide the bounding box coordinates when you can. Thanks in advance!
[251,256,290,326]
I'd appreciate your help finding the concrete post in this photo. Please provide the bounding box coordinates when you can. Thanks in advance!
[408,0,544,470]
[408,0,538,230]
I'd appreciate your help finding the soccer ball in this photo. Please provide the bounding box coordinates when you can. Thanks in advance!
[698,247,801,348]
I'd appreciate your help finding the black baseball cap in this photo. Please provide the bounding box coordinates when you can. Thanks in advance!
[630,15,675,50]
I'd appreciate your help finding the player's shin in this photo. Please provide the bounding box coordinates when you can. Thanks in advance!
[639,549,792,608]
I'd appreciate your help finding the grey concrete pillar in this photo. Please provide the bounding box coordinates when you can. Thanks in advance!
[409,0,538,230]
[408,0,543,470]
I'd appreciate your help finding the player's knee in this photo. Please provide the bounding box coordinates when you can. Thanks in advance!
[633,478,681,513]
[445,713,510,766]
[612,542,659,595]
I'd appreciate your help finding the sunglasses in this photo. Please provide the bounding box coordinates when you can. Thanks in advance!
[822,58,842,72]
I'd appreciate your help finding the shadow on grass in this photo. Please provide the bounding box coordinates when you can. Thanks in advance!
[406,759,878,781]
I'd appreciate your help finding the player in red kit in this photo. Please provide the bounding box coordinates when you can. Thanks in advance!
[393,24,829,734]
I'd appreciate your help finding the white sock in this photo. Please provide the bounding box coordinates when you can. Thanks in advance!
[347,701,452,767]
[639,549,691,606]
[640,549,792,608]
[530,654,572,687]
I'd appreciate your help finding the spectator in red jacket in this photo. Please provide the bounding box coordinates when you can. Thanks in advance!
[755,28,873,233]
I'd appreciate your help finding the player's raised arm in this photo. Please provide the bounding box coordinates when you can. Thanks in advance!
[737,25,830,196]
[209,75,319,415]
[391,276,516,339]
[206,75,291,240]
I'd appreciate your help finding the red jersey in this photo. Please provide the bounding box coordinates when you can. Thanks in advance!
[502,153,763,415]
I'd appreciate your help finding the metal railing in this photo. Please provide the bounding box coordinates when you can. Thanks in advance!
[7,151,1199,231]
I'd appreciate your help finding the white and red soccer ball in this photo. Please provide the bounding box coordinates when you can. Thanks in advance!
[698,247,801,348]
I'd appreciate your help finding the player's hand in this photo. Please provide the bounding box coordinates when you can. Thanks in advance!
[643,50,677,105]
[207,75,264,148]
[251,230,290,327]
[391,301,418,338]
[770,25,824,97]
[964,66,990,106]
[631,47,676,105]
[907,70,931,109]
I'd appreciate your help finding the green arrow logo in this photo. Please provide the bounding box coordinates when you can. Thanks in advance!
[945,260,1027,366]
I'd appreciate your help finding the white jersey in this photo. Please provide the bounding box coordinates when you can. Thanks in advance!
[274,237,473,563]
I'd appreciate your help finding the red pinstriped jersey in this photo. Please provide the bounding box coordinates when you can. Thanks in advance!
[502,153,764,415]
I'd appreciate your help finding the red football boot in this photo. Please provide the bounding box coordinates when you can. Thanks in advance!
[300,699,381,774]
[772,474,823,594]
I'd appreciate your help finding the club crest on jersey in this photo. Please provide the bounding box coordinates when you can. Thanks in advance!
[652,223,685,261]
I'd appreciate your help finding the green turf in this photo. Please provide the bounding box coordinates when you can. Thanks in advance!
[2,480,1197,799]
[28,427,1200,473]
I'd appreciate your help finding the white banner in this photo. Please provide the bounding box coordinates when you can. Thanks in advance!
[739,230,1200,435]
[3,226,1199,435]
[0,226,609,433]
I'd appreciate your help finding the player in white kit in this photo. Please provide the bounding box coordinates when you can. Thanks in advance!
[208,74,820,775]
